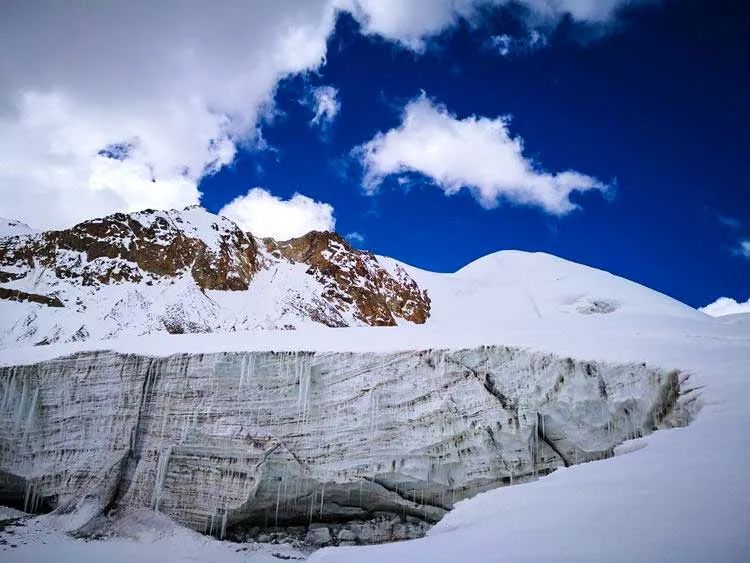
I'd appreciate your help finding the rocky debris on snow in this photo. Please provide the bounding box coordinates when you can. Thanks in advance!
[228,513,431,547]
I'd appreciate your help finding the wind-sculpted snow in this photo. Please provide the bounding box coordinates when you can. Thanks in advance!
[0,346,694,540]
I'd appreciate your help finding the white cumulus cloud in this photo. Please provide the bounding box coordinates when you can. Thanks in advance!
[0,0,641,229]
[0,1,336,229]
[699,297,750,317]
[356,94,607,213]
[219,187,335,240]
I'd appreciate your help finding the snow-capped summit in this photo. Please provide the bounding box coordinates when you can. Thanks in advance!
[0,217,36,238]
[380,249,702,329]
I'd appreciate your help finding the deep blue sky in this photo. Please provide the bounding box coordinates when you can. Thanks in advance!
[201,0,749,308]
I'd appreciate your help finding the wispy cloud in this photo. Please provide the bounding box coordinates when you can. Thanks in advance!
[485,30,546,57]
[734,239,750,259]
[306,85,341,128]
[717,214,742,229]
[345,231,365,245]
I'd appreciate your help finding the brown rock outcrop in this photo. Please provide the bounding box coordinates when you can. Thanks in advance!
[267,231,430,326]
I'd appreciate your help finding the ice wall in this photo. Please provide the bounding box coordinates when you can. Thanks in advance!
[0,347,692,536]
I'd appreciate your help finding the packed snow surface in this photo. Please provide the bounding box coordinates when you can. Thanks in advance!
[1,245,748,562]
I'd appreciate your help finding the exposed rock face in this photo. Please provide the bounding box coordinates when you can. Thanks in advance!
[0,346,695,538]
[0,207,431,345]
[0,288,64,308]
[0,207,261,290]
[267,232,430,326]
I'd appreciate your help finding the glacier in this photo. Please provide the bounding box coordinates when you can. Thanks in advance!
[0,210,746,561]
[0,345,695,542]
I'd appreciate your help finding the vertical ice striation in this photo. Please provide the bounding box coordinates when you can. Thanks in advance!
[152,445,173,512]
[0,346,696,535]
[297,353,312,425]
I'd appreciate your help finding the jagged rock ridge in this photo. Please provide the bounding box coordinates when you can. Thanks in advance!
[0,207,430,345]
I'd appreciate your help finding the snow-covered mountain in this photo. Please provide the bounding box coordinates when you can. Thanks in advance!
[0,206,703,348]
[3,206,746,563]
[0,206,429,346]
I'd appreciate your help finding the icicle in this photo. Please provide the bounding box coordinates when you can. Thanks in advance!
[239,355,247,393]
[320,483,325,518]
[297,354,311,425]
[369,388,379,439]
[14,379,29,431]
[536,417,539,464]
[275,479,282,527]
[23,387,39,439]
[152,445,173,512]
[220,510,228,540]
[23,481,33,513]
[309,490,316,526]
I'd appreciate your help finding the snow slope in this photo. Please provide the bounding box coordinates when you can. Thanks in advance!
[0,508,307,563]
[1,220,748,562]
[379,250,702,325]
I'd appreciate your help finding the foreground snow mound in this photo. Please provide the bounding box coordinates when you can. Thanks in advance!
[0,507,305,562]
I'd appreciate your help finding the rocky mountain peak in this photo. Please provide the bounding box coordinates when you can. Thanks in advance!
[266,230,430,326]
[0,207,261,291]
[0,207,431,345]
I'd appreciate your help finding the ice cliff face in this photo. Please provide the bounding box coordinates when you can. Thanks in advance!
[0,346,694,538]
[0,207,430,346]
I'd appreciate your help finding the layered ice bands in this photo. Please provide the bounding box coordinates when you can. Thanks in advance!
[0,346,697,539]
